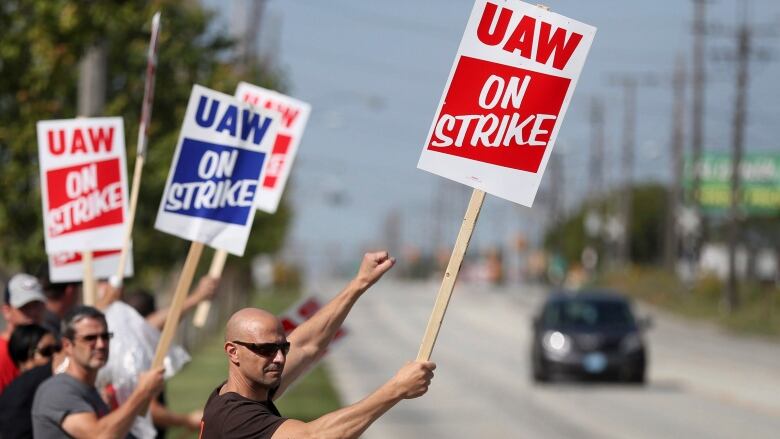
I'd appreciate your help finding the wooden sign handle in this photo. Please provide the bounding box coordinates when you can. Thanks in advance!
[142,241,204,414]
[192,249,228,327]
[115,155,145,284]
[114,12,160,286]
[417,189,485,361]
[82,250,97,306]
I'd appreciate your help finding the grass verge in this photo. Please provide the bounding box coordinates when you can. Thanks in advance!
[595,266,780,339]
[165,288,343,438]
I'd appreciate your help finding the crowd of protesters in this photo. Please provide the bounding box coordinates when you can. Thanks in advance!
[0,270,216,438]
[0,250,435,439]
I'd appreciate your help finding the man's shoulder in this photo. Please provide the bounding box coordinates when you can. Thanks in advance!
[36,371,74,391]
[33,373,87,406]
[204,388,280,414]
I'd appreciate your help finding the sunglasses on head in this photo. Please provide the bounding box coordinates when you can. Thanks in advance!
[36,344,62,357]
[77,332,113,343]
[231,340,290,357]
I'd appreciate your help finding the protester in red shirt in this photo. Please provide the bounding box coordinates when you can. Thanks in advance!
[1,273,47,393]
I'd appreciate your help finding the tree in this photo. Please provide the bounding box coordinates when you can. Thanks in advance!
[0,0,290,283]
[543,184,669,266]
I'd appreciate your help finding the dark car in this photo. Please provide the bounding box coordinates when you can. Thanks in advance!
[530,290,649,384]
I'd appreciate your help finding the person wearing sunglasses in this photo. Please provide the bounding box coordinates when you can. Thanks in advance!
[0,324,65,439]
[31,305,165,439]
[201,251,437,439]
[6,324,60,373]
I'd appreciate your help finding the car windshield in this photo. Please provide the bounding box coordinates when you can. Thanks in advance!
[542,299,635,327]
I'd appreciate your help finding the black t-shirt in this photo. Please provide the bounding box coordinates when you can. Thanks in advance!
[200,383,287,439]
[0,362,53,439]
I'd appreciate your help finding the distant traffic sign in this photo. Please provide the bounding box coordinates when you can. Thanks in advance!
[685,152,780,215]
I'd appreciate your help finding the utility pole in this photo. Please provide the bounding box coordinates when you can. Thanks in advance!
[725,7,751,313]
[620,80,635,267]
[690,0,707,206]
[608,74,657,267]
[233,0,267,74]
[720,2,776,313]
[548,151,564,255]
[589,97,605,201]
[584,97,606,269]
[549,151,564,226]
[77,43,107,117]
[666,56,687,270]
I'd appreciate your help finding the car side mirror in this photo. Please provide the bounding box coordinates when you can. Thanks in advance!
[638,315,653,331]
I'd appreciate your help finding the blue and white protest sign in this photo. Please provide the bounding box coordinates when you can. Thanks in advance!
[154,85,278,256]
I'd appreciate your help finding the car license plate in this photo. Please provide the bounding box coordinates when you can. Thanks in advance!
[583,352,607,373]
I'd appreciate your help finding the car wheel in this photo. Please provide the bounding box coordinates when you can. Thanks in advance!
[532,365,550,383]
[623,368,645,385]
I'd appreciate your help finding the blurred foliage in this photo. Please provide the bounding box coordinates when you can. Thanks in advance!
[597,266,780,338]
[0,0,291,283]
[544,184,668,265]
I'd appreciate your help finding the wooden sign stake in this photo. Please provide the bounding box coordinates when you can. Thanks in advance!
[151,241,204,368]
[115,156,145,284]
[141,240,203,413]
[417,188,485,361]
[115,12,161,286]
[192,249,228,327]
[82,250,96,306]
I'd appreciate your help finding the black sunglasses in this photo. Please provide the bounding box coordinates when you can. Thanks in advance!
[36,344,62,357]
[77,332,114,343]
[232,340,290,357]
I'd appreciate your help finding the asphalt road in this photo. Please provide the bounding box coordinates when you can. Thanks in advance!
[322,279,780,438]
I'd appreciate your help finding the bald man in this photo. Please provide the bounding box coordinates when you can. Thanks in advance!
[200,251,436,439]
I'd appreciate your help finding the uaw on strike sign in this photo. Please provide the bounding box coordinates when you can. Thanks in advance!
[49,249,133,283]
[418,0,596,206]
[155,85,278,256]
[37,118,129,253]
[236,82,311,214]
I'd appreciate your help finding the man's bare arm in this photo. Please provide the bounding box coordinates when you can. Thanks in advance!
[277,251,395,397]
[272,361,434,439]
[146,276,218,331]
[61,368,165,439]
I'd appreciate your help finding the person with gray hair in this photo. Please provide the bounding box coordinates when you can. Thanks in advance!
[31,306,165,439]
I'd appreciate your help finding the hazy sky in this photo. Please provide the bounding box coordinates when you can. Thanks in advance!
[210,0,780,275]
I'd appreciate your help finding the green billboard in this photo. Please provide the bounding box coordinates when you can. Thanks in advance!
[684,152,780,215]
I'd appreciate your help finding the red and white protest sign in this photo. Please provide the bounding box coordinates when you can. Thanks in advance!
[417,0,596,206]
[37,118,129,253]
[49,248,133,283]
[235,82,311,214]
[279,296,347,343]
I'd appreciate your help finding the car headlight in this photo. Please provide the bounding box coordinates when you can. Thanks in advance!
[621,332,643,352]
[542,331,571,356]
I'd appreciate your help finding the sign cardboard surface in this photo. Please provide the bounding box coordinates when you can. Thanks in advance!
[235,82,311,214]
[36,117,129,253]
[49,248,134,282]
[418,0,596,206]
[154,85,278,256]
